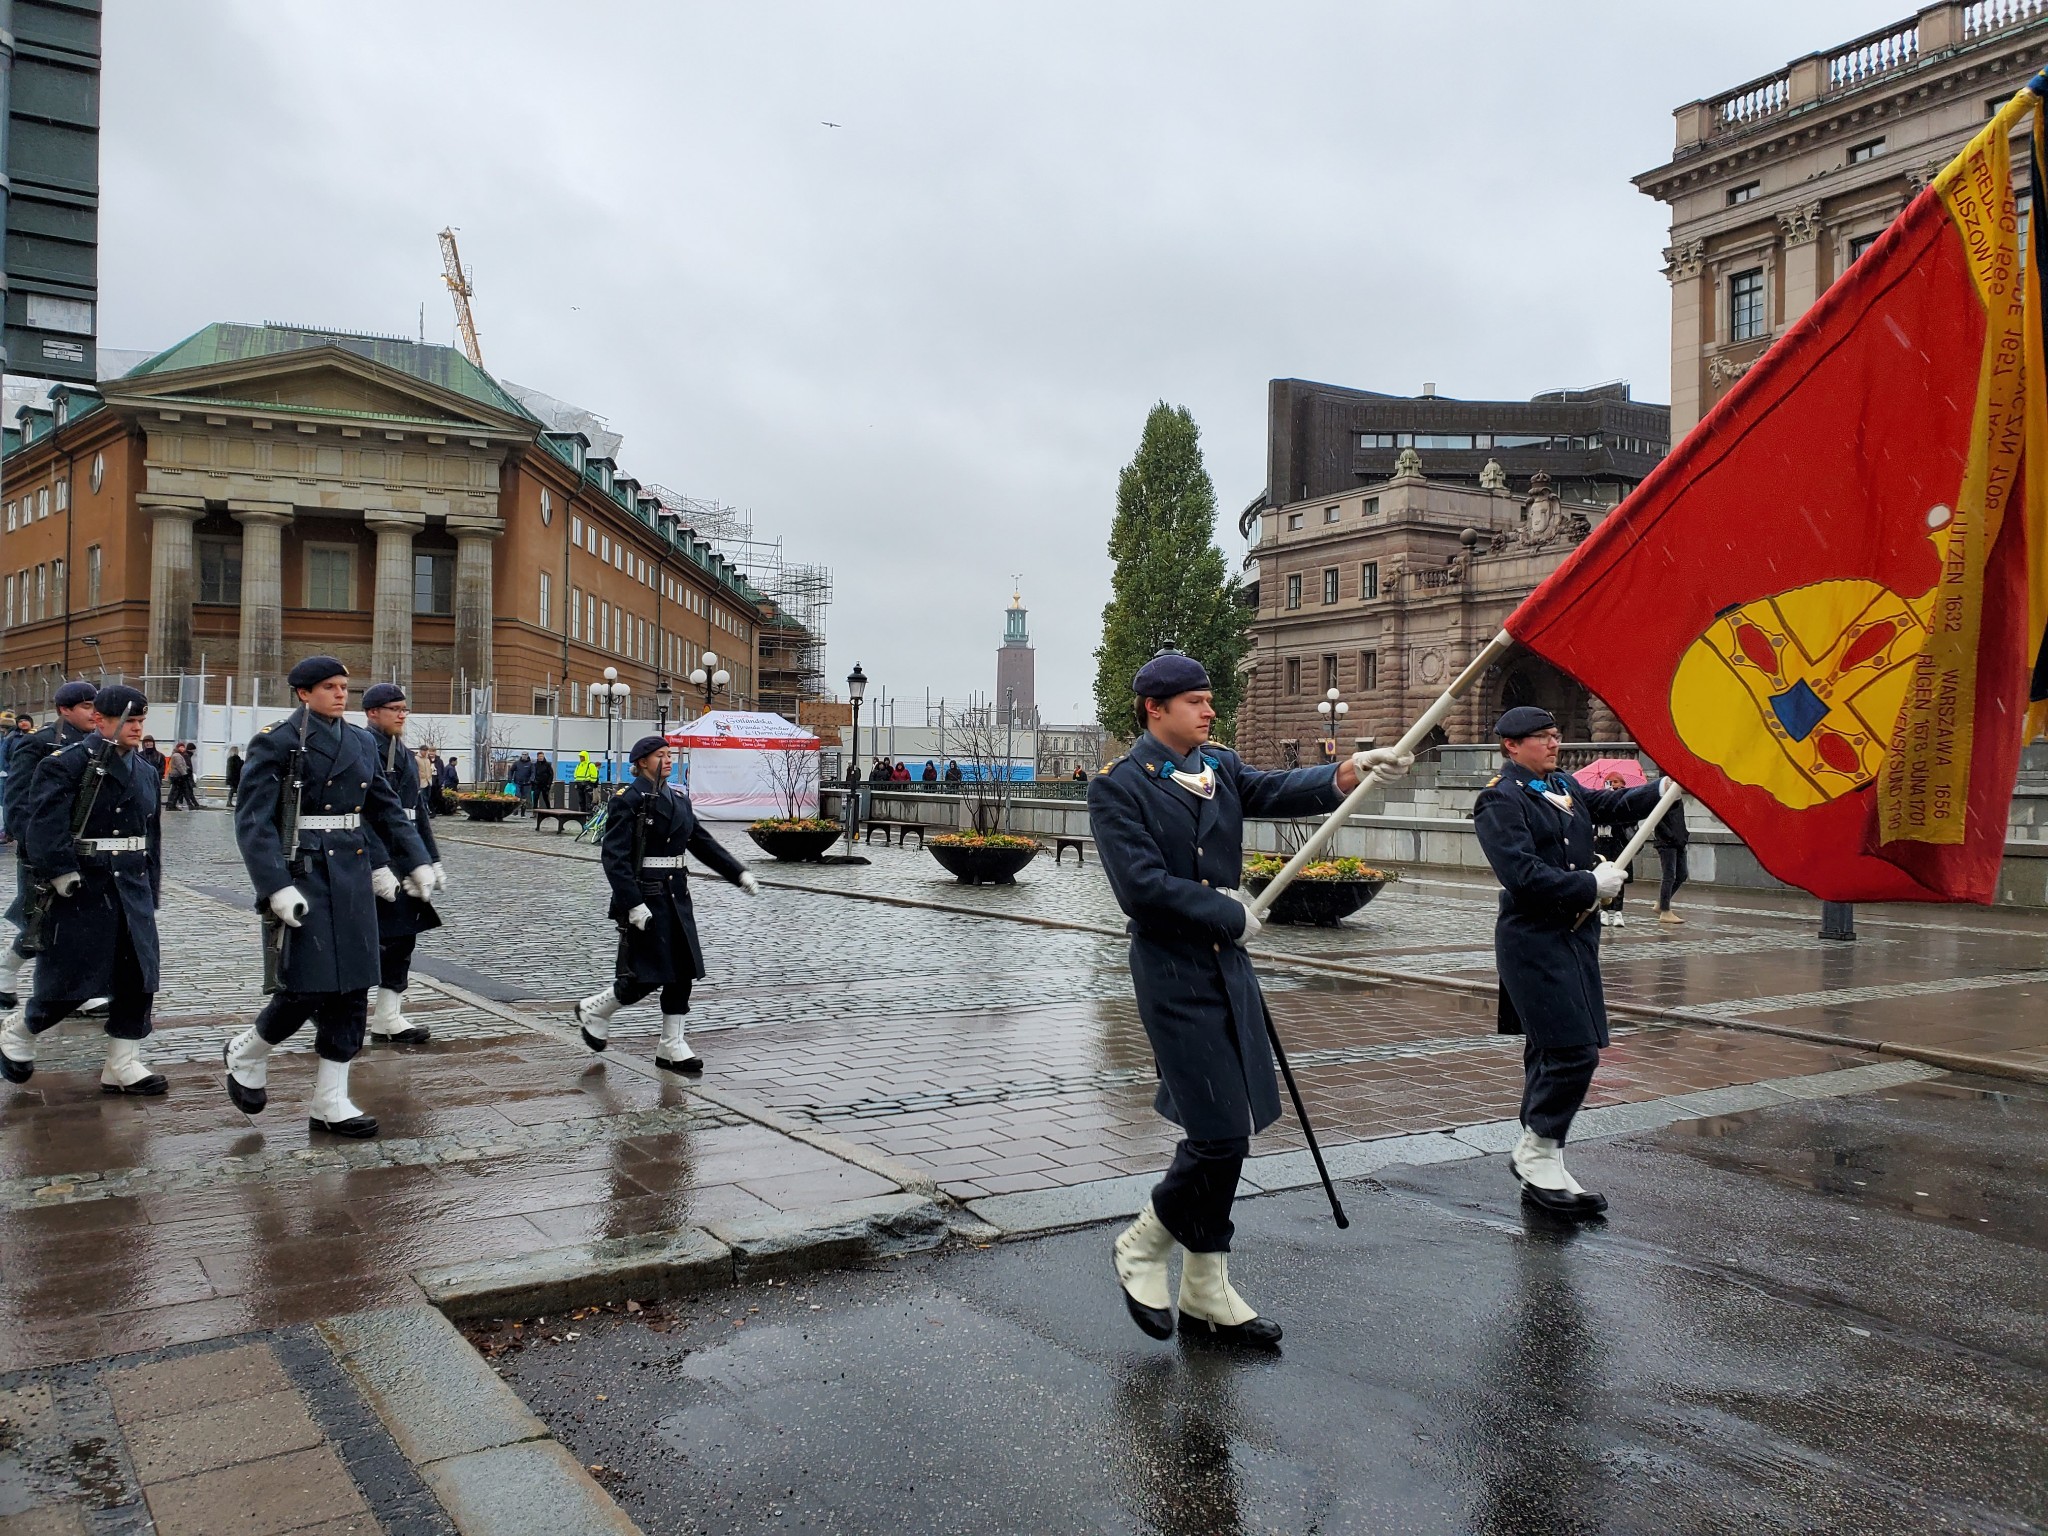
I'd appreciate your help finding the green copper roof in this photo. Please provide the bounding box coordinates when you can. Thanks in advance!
[120,322,538,423]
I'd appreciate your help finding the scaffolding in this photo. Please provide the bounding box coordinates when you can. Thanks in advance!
[644,487,833,706]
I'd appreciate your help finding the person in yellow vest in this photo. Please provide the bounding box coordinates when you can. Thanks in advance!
[573,751,599,813]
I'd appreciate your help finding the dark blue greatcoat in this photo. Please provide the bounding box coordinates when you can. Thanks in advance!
[1472,763,1664,1050]
[599,775,748,986]
[4,719,88,926]
[20,738,162,996]
[1088,735,1342,1141]
[363,725,442,939]
[235,710,429,994]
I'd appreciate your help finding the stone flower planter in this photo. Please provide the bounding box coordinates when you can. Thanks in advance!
[454,796,519,823]
[746,823,845,861]
[929,837,1040,885]
[1242,857,1394,927]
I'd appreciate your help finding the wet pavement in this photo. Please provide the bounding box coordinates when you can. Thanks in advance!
[492,1074,2048,1536]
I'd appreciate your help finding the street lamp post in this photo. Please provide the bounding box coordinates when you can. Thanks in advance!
[1315,686,1349,762]
[590,665,630,795]
[845,664,867,779]
[687,650,731,717]
[656,676,674,736]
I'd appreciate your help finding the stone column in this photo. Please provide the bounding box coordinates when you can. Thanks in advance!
[1779,202,1824,325]
[1663,239,1707,437]
[142,496,208,676]
[366,510,426,689]
[448,517,502,693]
[229,501,292,702]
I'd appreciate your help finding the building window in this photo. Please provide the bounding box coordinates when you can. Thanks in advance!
[5,503,14,533]
[1361,561,1379,600]
[1285,574,1301,610]
[602,601,612,651]
[540,489,553,526]
[1285,657,1302,695]
[4,575,13,628]
[85,545,100,609]
[1848,232,1880,264]
[36,489,48,520]
[1361,496,1379,521]
[305,546,355,611]
[572,515,583,548]
[539,570,552,628]
[1361,651,1378,690]
[1324,505,1341,524]
[1727,180,1761,205]
[34,565,46,620]
[194,537,241,605]
[600,534,611,562]
[586,594,596,644]
[50,559,63,613]
[413,552,453,616]
[1729,268,1766,342]
[1322,654,1338,692]
[1286,512,1304,531]
[1358,432,1397,449]
[1848,137,1886,164]
[53,481,67,513]
[90,453,103,493]
[1322,568,1340,604]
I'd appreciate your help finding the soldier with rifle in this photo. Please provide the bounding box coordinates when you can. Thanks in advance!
[225,656,432,1138]
[0,686,166,1094]
[360,682,446,1045]
[0,681,100,1010]
[574,734,756,1073]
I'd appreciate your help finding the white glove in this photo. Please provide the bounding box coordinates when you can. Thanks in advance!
[1227,888,1263,947]
[1350,747,1415,781]
[432,861,448,893]
[50,871,81,897]
[371,867,400,902]
[1592,861,1626,902]
[627,903,653,931]
[738,871,760,896]
[269,885,309,928]
[403,865,436,901]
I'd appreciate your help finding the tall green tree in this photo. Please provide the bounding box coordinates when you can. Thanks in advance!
[1093,402,1251,739]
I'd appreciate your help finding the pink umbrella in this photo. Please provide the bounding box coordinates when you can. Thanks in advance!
[1573,756,1646,790]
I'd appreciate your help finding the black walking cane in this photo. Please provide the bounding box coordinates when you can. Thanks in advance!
[1260,993,1348,1229]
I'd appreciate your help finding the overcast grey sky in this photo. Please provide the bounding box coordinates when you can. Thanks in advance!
[102,1,1891,720]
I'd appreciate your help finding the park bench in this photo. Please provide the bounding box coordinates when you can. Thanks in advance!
[863,819,927,848]
[1052,834,1093,865]
[532,808,588,835]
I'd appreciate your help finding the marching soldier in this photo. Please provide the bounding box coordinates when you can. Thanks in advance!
[574,734,757,1072]
[0,686,166,1095]
[0,681,99,1008]
[361,683,445,1044]
[1089,649,1410,1346]
[1472,705,1665,1218]
[225,656,433,1138]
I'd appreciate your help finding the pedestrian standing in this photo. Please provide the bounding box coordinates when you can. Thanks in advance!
[1472,706,1664,1219]
[1655,796,1691,925]
[224,656,433,1138]
[362,684,445,1045]
[574,735,757,1074]
[0,686,167,1096]
[921,761,938,783]
[225,745,244,808]
[138,736,166,804]
[1089,649,1411,1346]
[1592,772,1639,929]
[532,752,556,812]
[944,760,962,783]
[510,753,534,815]
[0,687,97,1008]
[165,742,194,811]
[573,750,598,812]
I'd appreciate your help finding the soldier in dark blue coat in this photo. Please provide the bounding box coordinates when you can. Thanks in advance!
[225,656,432,1138]
[0,681,98,1009]
[360,683,445,1046]
[0,686,165,1095]
[1472,705,1665,1218]
[1089,649,1411,1346]
[574,735,756,1073]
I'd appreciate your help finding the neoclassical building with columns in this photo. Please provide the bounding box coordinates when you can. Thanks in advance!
[0,322,776,718]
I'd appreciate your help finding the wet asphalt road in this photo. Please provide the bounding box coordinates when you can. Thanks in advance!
[494,1075,2048,1535]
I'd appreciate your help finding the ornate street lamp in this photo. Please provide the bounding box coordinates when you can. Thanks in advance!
[590,665,630,793]
[688,650,731,716]
[656,676,674,735]
[845,663,867,778]
[1315,686,1349,762]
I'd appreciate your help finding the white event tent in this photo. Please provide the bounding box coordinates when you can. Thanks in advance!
[666,710,819,820]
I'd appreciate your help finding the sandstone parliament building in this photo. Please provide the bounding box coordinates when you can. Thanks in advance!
[0,322,802,720]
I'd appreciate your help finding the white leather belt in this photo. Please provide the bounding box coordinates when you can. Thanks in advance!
[78,836,147,853]
[300,814,360,831]
[640,855,687,870]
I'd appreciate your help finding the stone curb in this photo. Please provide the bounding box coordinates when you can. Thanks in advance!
[417,1193,951,1319]
[317,1304,637,1535]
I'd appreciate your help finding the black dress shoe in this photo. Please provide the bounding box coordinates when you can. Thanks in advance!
[655,1054,703,1076]
[579,1025,608,1053]
[0,1053,31,1085]
[371,1024,432,1045]
[0,990,16,1010]
[1120,1288,1175,1340]
[309,1113,378,1139]
[103,1073,168,1097]
[1178,1312,1283,1348]
[223,1042,266,1114]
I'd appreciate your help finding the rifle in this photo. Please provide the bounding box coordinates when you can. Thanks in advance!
[259,708,311,995]
[20,707,135,956]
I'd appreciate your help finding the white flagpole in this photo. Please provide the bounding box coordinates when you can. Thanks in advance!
[1571,776,1684,931]
[1248,628,1516,920]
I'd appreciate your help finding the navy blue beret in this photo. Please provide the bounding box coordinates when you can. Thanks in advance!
[288,655,349,691]
[1133,649,1211,698]
[1494,705,1559,739]
[362,683,407,711]
[92,685,148,719]
[628,734,669,763]
[54,681,98,709]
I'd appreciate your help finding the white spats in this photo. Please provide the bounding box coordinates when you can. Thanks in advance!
[369,987,430,1044]
[0,1009,36,1083]
[1113,1201,1176,1315]
[225,1027,272,1093]
[101,1037,168,1096]
[1512,1130,1572,1192]
[576,988,620,1052]
[309,1056,377,1138]
[0,943,27,992]
[1177,1249,1261,1329]
[655,1014,701,1074]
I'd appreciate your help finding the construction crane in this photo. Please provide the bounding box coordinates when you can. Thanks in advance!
[437,227,484,368]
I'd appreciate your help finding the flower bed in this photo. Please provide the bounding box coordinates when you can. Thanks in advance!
[1242,854,1396,926]
[747,818,844,861]
[452,792,520,823]
[929,831,1040,884]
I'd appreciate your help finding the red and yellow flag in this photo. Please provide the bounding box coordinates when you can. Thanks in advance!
[1506,81,2048,904]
